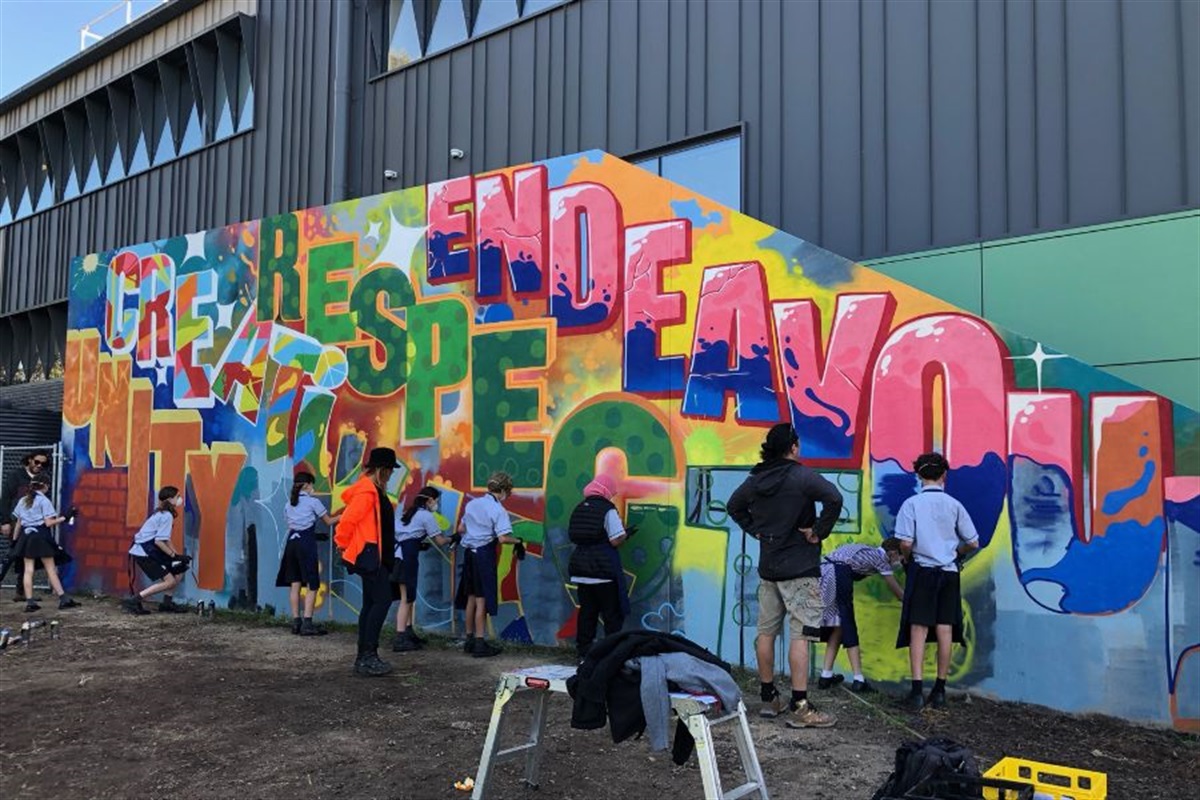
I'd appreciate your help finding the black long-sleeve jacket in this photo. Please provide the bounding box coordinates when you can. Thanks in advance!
[726,458,844,580]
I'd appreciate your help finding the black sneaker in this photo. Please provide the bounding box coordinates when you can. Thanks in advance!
[354,653,393,676]
[927,688,947,709]
[471,639,502,659]
[299,619,328,637]
[817,674,845,690]
[24,600,40,613]
[462,635,475,654]
[904,690,926,711]
[392,633,419,652]
[407,630,427,648]
[849,679,876,694]
[58,595,81,609]
[291,617,302,635]
[157,596,187,613]
[121,596,150,615]
[11,593,26,603]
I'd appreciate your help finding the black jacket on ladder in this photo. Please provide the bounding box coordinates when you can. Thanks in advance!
[566,629,731,764]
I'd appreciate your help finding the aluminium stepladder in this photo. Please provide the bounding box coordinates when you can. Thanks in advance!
[472,664,769,800]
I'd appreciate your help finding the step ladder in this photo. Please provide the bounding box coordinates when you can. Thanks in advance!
[472,664,769,800]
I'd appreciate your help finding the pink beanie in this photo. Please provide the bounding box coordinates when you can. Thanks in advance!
[583,474,618,500]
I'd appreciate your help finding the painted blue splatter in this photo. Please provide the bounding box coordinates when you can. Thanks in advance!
[670,199,723,229]
[683,339,779,423]
[754,231,853,287]
[1165,495,1200,533]
[478,242,542,298]
[624,321,685,394]
[476,304,514,324]
[790,387,854,460]
[550,280,613,328]
[1101,459,1156,516]
[427,230,471,280]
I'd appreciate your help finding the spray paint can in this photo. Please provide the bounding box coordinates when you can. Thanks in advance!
[49,620,59,640]
[20,622,31,647]
[207,600,216,618]
[0,628,10,649]
[197,601,205,618]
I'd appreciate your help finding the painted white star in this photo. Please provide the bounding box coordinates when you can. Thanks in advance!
[366,218,384,241]
[1007,342,1069,393]
[216,302,236,329]
[183,231,207,263]
[155,364,169,385]
[373,207,426,283]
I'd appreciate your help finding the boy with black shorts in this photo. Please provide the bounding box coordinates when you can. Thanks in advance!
[893,452,979,710]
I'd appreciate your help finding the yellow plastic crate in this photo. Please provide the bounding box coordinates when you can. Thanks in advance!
[984,757,1107,800]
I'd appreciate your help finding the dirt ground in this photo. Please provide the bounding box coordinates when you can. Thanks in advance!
[1,600,1196,799]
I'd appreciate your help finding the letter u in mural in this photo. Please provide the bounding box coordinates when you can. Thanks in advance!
[60,150,1199,730]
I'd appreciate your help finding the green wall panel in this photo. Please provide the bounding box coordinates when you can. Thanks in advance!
[865,246,983,315]
[980,213,1200,366]
[1105,361,1200,414]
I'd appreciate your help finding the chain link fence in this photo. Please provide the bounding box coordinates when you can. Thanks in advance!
[0,443,64,590]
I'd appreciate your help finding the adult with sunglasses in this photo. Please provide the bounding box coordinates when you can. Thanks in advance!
[0,451,51,601]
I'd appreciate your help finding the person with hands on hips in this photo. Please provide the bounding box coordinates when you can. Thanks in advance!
[276,471,341,636]
[455,471,522,658]
[391,485,453,652]
[122,486,191,615]
[727,423,843,729]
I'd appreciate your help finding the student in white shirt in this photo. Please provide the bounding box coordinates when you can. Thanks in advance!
[122,486,191,614]
[275,471,341,636]
[455,472,523,658]
[13,477,79,613]
[390,486,453,652]
[893,452,980,710]
[567,474,633,659]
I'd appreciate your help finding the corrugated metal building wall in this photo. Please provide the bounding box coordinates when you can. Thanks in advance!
[361,0,1199,263]
[0,0,1197,401]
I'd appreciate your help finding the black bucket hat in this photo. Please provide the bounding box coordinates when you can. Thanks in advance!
[365,447,402,469]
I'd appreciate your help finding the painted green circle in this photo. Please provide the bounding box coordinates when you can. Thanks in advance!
[547,496,564,519]
[647,452,665,473]
[409,410,425,429]
[627,436,645,455]
[484,437,500,456]
[496,400,511,417]
[551,459,567,477]
[498,356,514,372]
[570,428,586,446]
[474,377,489,395]
[604,408,623,429]
[530,338,545,359]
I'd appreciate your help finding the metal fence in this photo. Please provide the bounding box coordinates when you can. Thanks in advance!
[0,442,64,590]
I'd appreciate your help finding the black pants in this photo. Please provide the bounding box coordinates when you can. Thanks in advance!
[0,539,24,587]
[576,582,624,657]
[357,567,394,656]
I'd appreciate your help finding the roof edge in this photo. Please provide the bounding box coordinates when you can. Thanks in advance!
[0,0,206,115]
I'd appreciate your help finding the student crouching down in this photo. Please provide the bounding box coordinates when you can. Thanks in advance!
[893,452,980,710]
[391,486,453,652]
[14,477,80,612]
[567,474,632,660]
[276,471,341,636]
[456,471,523,658]
[817,539,905,693]
[122,486,190,614]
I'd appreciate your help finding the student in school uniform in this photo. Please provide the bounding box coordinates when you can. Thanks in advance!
[816,539,905,693]
[14,477,79,613]
[122,486,191,614]
[390,486,454,652]
[893,452,980,710]
[276,471,341,636]
[567,474,633,659]
[455,472,524,658]
[0,450,51,601]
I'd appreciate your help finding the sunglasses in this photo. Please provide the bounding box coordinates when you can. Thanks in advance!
[32,460,48,467]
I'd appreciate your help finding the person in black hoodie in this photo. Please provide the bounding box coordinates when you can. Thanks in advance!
[727,423,843,729]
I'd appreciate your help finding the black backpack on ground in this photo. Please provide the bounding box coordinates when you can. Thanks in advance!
[871,737,982,799]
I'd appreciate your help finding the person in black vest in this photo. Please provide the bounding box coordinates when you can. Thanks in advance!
[568,473,634,659]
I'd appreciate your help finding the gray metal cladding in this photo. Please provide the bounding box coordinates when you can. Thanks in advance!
[1,0,1197,320]
[363,0,1200,262]
[0,0,350,316]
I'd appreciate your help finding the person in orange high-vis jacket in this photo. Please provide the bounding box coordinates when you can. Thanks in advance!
[335,447,402,677]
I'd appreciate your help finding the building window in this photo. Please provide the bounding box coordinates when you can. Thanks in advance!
[632,133,743,212]
[380,0,570,74]
[0,15,256,228]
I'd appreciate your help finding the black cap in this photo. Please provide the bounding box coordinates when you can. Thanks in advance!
[365,447,402,469]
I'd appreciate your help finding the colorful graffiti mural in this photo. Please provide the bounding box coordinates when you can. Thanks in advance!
[60,151,1199,729]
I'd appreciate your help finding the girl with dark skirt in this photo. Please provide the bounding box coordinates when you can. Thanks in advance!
[334,447,402,677]
[391,486,453,652]
[455,472,522,658]
[15,477,79,613]
[276,471,341,636]
[122,486,191,614]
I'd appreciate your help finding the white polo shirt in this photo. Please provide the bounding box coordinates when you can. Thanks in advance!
[460,493,512,549]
